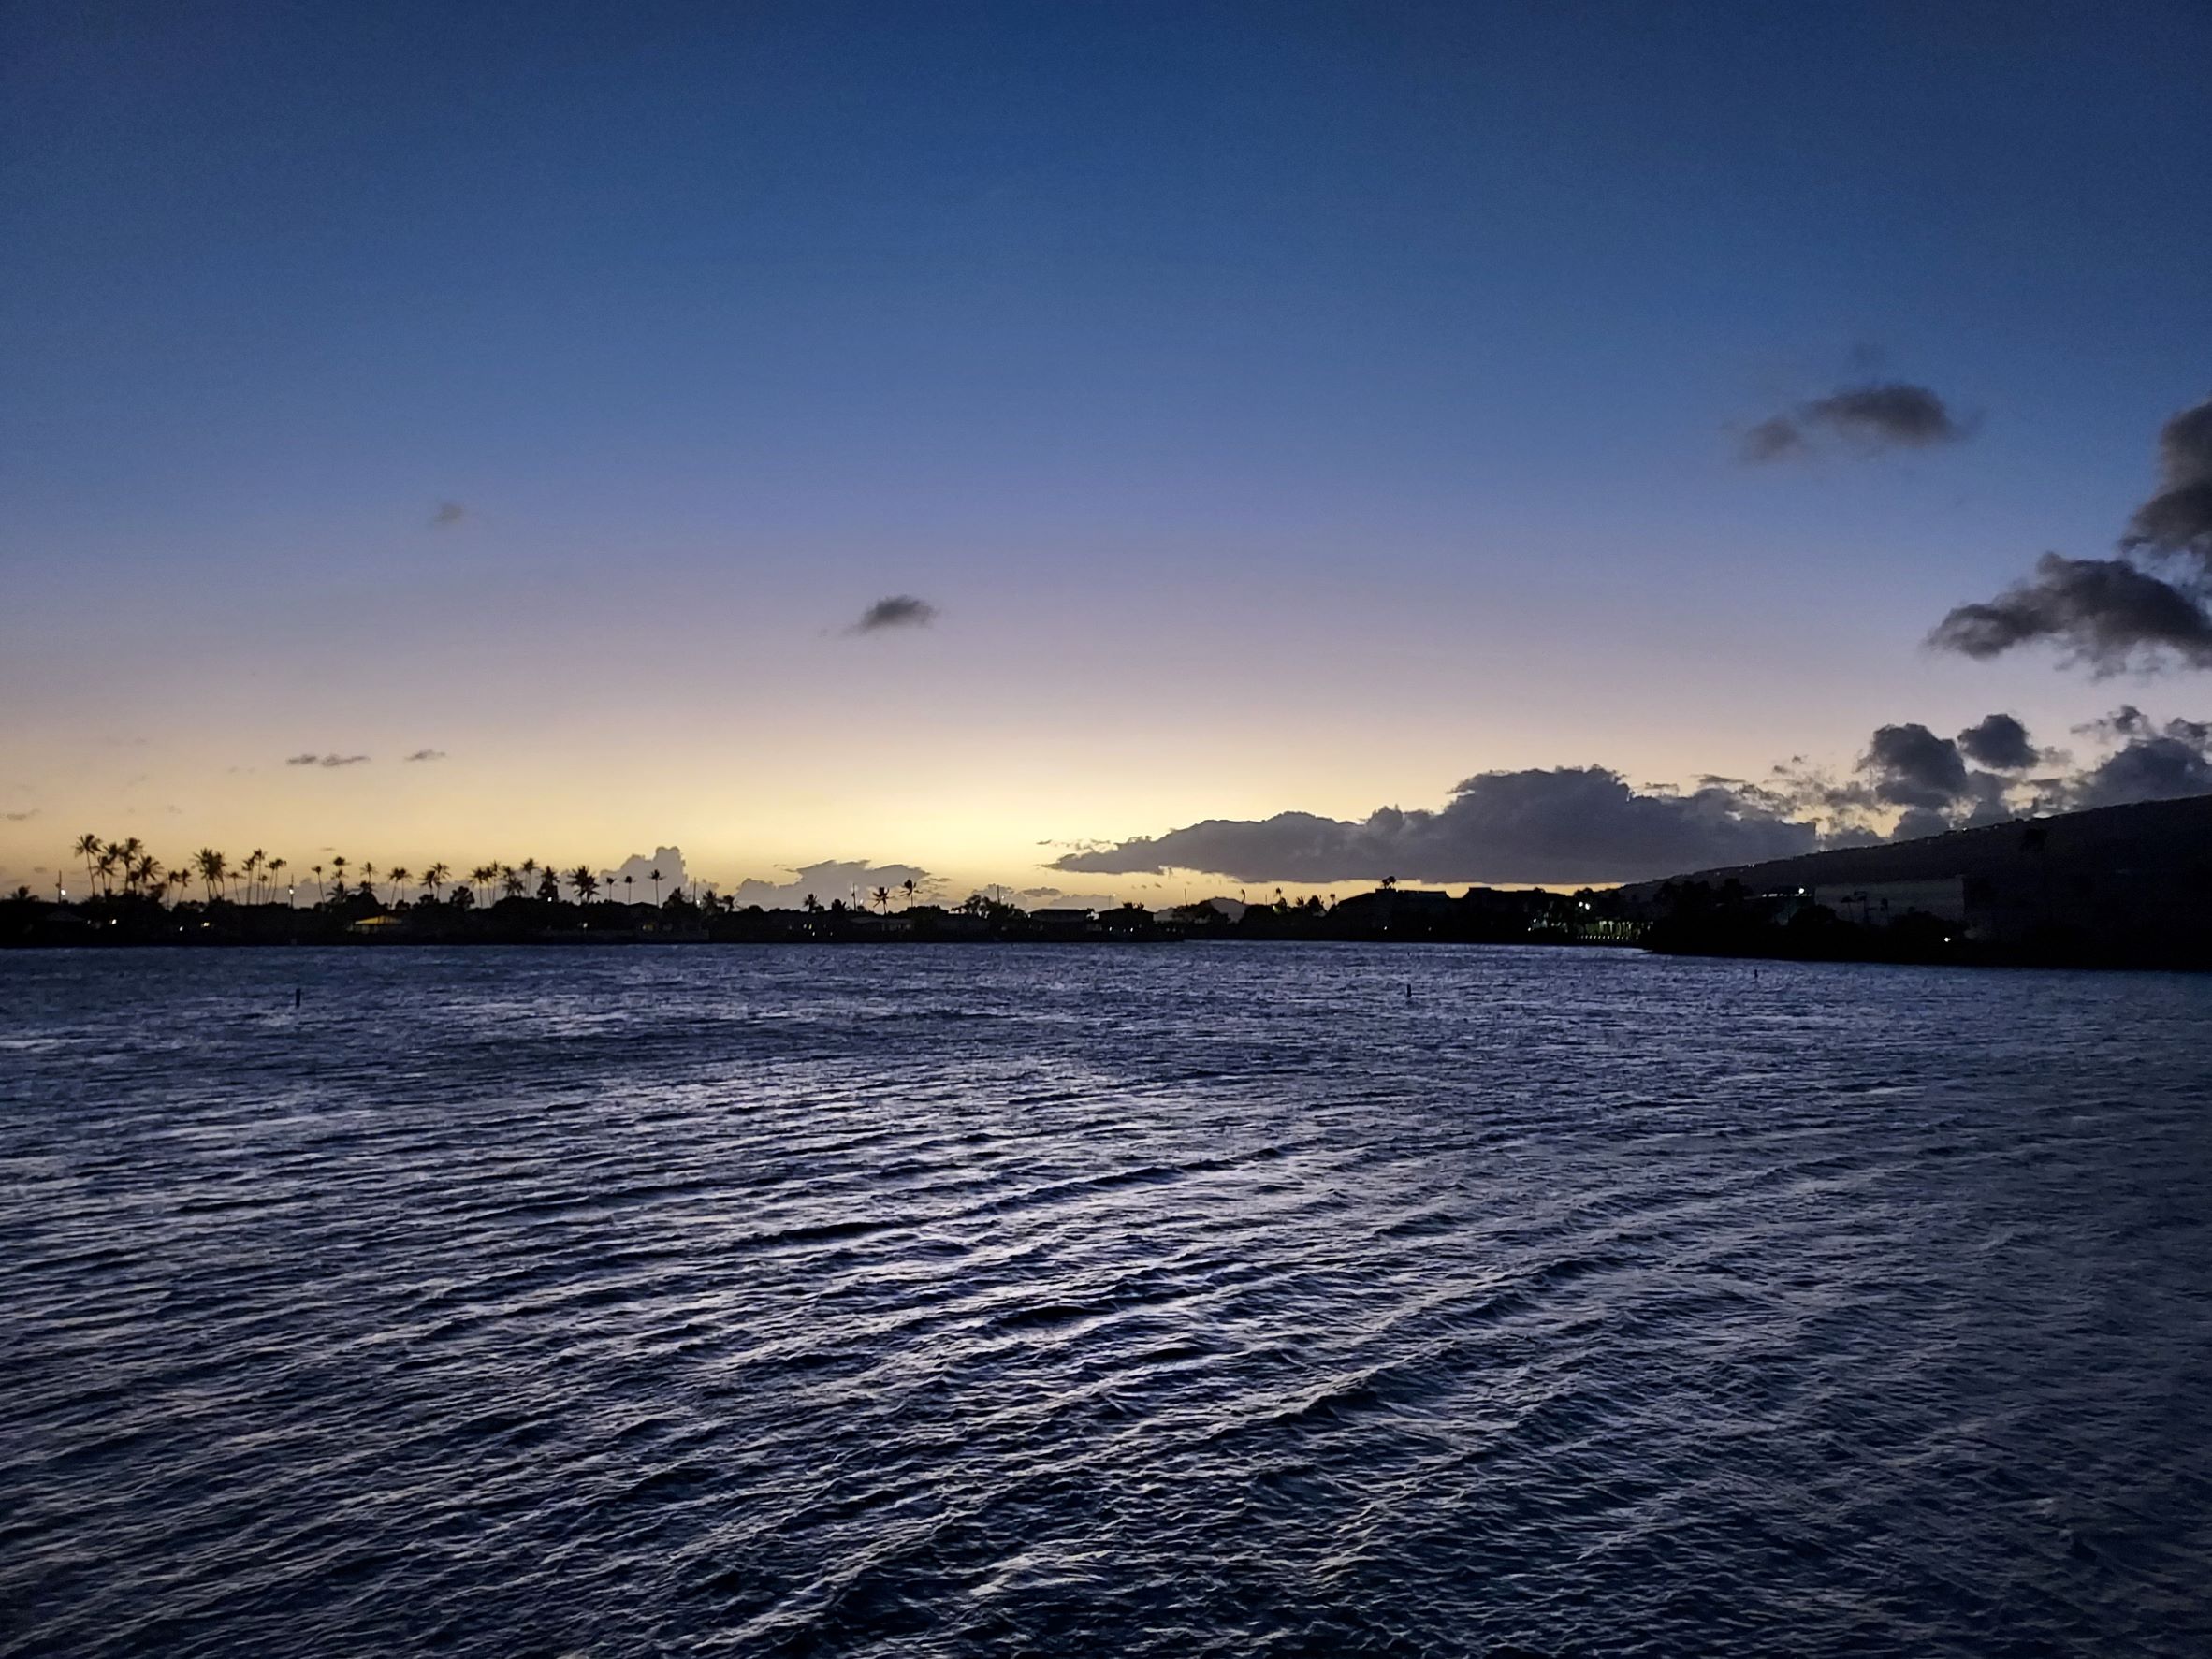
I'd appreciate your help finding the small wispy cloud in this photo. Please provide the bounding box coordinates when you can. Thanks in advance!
[3,808,36,822]
[286,752,371,768]
[847,594,937,634]
[430,501,469,528]
[404,749,447,763]
[1741,381,1970,463]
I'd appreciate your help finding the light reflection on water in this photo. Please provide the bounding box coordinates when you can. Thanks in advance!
[2,943,2208,1656]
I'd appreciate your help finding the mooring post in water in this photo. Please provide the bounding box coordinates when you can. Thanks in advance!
[294,987,302,1009]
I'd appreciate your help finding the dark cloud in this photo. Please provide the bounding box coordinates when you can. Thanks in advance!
[1928,554,2212,673]
[1741,381,1966,463]
[3,808,36,822]
[847,595,937,633]
[430,501,469,528]
[2073,736,2212,808]
[1932,400,2212,676]
[1053,766,1819,886]
[404,749,447,763]
[285,752,371,768]
[1955,712,2038,771]
[2120,397,2212,568]
[1861,723,1969,809]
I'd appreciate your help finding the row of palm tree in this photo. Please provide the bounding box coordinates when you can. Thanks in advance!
[62,836,695,910]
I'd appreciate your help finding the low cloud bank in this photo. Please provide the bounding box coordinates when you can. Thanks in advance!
[726,858,935,908]
[286,752,370,768]
[1050,709,2212,885]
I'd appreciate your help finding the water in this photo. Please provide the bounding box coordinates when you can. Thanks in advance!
[2,944,2208,1657]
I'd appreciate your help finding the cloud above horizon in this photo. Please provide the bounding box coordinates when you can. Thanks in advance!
[847,595,937,634]
[1051,708,2212,885]
[285,752,371,768]
[430,501,469,528]
[1930,397,2212,673]
[1742,381,1968,463]
[726,858,937,908]
[404,749,447,763]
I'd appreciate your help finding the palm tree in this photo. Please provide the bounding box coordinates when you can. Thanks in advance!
[268,857,288,904]
[871,885,891,913]
[361,862,378,907]
[472,865,497,905]
[387,866,412,906]
[95,844,119,895]
[536,866,561,902]
[131,853,162,897]
[114,837,145,895]
[195,848,227,903]
[648,867,663,905]
[501,866,524,901]
[422,862,449,901]
[623,873,635,905]
[242,849,266,905]
[72,832,102,895]
[167,870,191,907]
[569,866,598,903]
[330,854,348,896]
[312,863,326,900]
[901,877,917,910]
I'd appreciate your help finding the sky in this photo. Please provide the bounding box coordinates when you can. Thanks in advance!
[4,1,2209,903]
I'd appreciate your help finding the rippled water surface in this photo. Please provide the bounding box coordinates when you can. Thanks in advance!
[4,944,2210,1657]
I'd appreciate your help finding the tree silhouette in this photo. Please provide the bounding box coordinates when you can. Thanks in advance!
[649,867,662,905]
[569,866,597,903]
[624,873,635,904]
[243,849,266,904]
[501,866,524,900]
[72,832,101,896]
[268,857,288,904]
[422,863,449,901]
[387,866,412,906]
[536,866,561,902]
[95,844,119,895]
[871,885,891,913]
[195,848,226,903]
[901,877,917,909]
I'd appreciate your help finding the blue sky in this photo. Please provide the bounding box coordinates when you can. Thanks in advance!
[4,1,2207,895]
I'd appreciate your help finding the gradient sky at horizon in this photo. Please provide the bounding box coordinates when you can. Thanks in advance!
[5,1,2208,899]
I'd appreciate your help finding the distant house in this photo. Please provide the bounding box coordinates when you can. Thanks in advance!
[1029,907,1097,938]
[1805,879,1968,926]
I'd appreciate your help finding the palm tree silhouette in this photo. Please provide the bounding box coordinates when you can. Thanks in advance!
[648,867,662,905]
[243,849,266,904]
[871,886,891,913]
[423,863,449,901]
[268,857,288,904]
[330,854,348,897]
[501,866,524,901]
[536,866,561,902]
[623,873,635,905]
[311,863,326,900]
[569,866,597,903]
[72,832,101,896]
[195,848,226,903]
[95,844,119,895]
[387,866,412,906]
[901,878,917,909]
[132,853,162,897]
[114,837,145,895]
